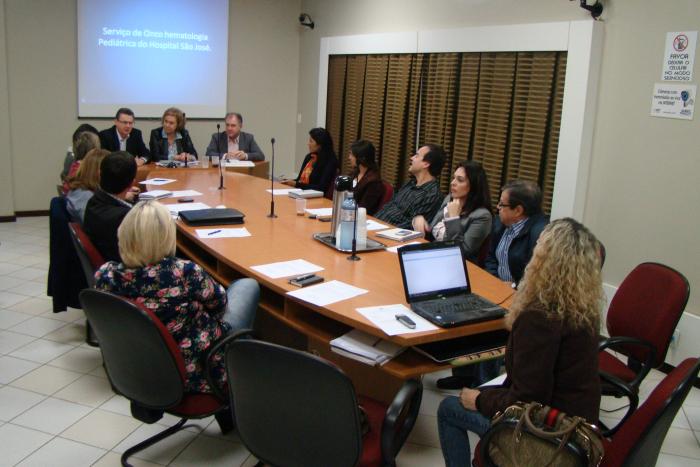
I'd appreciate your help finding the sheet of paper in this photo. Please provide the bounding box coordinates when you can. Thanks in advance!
[166,202,211,214]
[250,259,324,279]
[366,219,390,231]
[287,280,368,306]
[305,208,333,217]
[356,304,438,335]
[223,160,255,167]
[265,188,299,196]
[139,190,171,199]
[386,241,421,253]
[170,190,202,197]
[479,373,507,388]
[140,178,176,185]
[196,228,251,239]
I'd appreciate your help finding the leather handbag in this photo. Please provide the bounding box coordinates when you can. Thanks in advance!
[482,402,604,467]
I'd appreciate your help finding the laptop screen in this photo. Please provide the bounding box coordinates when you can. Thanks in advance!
[399,243,470,301]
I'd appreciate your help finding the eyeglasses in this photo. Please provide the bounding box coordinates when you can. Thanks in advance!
[497,202,514,209]
[117,120,134,125]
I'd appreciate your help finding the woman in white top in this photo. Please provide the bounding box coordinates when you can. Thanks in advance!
[412,160,492,262]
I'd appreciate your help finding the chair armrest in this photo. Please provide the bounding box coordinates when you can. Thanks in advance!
[598,370,639,437]
[203,329,254,402]
[381,378,423,464]
[599,335,656,388]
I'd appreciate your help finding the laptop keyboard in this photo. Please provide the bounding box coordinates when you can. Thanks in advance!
[413,295,505,327]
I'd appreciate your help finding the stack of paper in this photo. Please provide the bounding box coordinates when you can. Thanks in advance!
[139,190,172,200]
[330,329,405,366]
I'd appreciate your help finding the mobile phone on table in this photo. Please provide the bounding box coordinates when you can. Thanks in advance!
[289,274,324,287]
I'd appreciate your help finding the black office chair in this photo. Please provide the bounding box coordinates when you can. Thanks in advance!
[80,289,248,467]
[68,222,105,346]
[225,339,423,467]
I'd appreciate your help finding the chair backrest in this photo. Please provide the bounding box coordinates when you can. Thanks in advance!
[226,340,363,467]
[603,358,700,467]
[79,289,186,409]
[68,222,105,287]
[380,181,394,210]
[607,262,690,367]
[476,234,491,268]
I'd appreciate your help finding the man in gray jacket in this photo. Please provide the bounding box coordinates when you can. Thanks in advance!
[205,112,265,162]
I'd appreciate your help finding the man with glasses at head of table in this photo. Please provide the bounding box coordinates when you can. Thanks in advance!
[99,107,151,166]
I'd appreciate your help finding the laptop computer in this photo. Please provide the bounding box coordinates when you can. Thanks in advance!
[397,241,506,328]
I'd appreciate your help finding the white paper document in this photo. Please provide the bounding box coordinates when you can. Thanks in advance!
[366,219,390,231]
[138,190,172,200]
[330,329,405,366]
[222,160,255,167]
[140,178,176,186]
[305,208,333,217]
[386,241,421,253]
[196,228,251,239]
[266,188,299,196]
[356,304,438,335]
[250,259,324,279]
[170,190,203,198]
[167,202,211,215]
[480,373,507,388]
[286,280,368,306]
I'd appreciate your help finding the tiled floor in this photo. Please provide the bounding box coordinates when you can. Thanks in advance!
[0,216,698,466]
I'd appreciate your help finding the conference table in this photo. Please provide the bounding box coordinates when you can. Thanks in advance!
[148,167,513,402]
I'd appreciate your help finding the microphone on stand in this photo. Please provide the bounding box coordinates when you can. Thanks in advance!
[267,137,277,218]
[183,112,188,168]
[211,123,220,167]
[218,152,225,190]
[347,199,360,261]
[216,123,225,189]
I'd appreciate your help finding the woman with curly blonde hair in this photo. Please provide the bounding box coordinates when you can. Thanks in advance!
[438,218,604,467]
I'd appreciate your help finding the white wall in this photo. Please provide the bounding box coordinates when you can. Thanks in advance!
[1,0,301,214]
[0,0,15,217]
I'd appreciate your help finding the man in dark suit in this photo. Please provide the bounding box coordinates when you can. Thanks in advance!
[84,151,139,262]
[205,112,265,162]
[99,108,151,165]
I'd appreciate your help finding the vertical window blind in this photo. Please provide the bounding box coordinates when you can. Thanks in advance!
[325,50,567,214]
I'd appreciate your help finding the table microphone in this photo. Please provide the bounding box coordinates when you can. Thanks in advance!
[268,137,277,218]
[183,112,188,168]
[211,123,220,167]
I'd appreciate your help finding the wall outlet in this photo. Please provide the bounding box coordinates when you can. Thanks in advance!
[670,329,681,349]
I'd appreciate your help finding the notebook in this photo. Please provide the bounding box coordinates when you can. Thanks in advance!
[397,241,506,328]
[179,208,245,226]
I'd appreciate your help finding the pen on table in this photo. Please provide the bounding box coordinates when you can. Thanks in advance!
[207,230,222,236]
[294,273,315,281]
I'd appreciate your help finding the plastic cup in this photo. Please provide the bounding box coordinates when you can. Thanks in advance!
[295,197,307,216]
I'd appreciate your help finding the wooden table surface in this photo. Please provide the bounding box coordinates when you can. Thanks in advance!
[147,167,513,397]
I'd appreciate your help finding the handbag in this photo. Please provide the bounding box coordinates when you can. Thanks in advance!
[481,401,604,467]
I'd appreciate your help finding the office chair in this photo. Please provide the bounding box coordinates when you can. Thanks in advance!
[225,339,423,467]
[473,358,700,467]
[48,196,86,312]
[598,262,689,435]
[379,181,394,210]
[79,289,248,467]
[68,222,105,346]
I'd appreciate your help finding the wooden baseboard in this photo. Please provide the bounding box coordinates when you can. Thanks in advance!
[0,210,49,222]
[15,210,49,217]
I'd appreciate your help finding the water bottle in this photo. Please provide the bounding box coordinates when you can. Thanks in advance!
[338,193,356,250]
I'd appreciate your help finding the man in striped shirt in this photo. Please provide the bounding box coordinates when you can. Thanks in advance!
[484,180,549,285]
[375,144,445,230]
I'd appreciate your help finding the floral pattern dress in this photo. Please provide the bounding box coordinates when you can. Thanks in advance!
[95,256,231,393]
